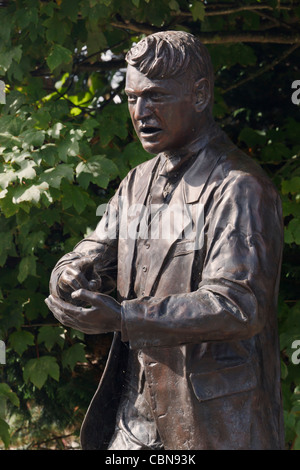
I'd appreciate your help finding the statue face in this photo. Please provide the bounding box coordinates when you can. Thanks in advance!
[125,65,199,154]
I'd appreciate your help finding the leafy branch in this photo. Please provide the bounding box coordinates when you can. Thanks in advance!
[222,43,300,94]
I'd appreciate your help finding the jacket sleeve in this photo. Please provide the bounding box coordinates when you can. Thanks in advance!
[49,187,121,300]
[120,172,284,349]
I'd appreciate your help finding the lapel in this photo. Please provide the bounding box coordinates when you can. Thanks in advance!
[143,132,236,295]
[118,156,159,299]
[119,131,236,299]
[182,130,235,204]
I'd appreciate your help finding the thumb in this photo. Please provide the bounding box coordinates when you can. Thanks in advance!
[71,288,101,306]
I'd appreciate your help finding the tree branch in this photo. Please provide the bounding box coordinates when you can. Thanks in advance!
[110,20,300,44]
[251,8,294,30]
[222,43,300,94]
[30,59,126,79]
[26,432,76,450]
[177,3,294,17]
[110,20,157,35]
[200,31,300,44]
[75,58,126,72]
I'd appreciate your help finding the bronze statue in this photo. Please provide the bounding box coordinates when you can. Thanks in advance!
[45,31,285,450]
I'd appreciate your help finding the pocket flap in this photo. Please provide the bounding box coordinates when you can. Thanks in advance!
[189,363,257,402]
[172,240,195,257]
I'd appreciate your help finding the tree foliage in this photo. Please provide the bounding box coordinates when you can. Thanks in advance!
[0,0,299,449]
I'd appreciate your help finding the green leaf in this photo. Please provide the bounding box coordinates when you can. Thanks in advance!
[44,14,70,44]
[293,435,300,450]
[24,292,49,321]
[282,177,300,195]
[17,256,37,283]
[238,127,266,147]
[76,155,118,189]
[15,160,37,183]
[0,383,20,407]
[0,231,13,266]
[122,141,151,169]
[46,44,73,72]
[61,183,93,214]
[0,132,22,147]
[283,411,296,443]
[0,46,22,75]
[12,182,49,205]
[37,326,65,351]
[0,170,17,190]
[21,230,46,255]
[48,122,64,139]
[0,417,10,448]
[60,0,80,22]
[23,356,60,389]
[9,330,35,356]
[169,0,179,11]
[208,44,256,70]
[261,142,291,163]
[190,1,205,21]
[61,343,86,371]
[19,129,45,148]
[285,218,300,245]
[57,135,80,161]
[98,104,129,146]
[40,164,74,189]
[32,108,52,129]
[0,10,11,42]
[281,360,288,380]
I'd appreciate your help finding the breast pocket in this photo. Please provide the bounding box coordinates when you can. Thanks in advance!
[189,363,257,402]
[172,240,196,257]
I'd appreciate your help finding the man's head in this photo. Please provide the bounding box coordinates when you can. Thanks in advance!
[125,31,215,154]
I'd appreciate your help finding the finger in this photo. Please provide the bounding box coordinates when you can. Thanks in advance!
[46,295,87,316]
[72,256,95,272]
[88,278,102,291]
[60,277,82,293]
[60,269,91,291]
[71,289,105,306]
[46,295,101,335]
[45,296,80,328]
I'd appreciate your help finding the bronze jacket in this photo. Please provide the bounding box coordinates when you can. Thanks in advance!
[50,130,285,450]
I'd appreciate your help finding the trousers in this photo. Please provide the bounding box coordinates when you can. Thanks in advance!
[108,349,163,450]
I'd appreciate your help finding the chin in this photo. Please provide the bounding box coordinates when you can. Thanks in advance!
[140,141,164,155]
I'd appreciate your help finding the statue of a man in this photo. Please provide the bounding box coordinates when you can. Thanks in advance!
[46,31,285,450]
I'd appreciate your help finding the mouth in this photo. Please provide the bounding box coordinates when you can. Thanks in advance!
[139,126,162,136]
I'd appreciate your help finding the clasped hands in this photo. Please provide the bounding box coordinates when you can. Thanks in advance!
[45,256,121,335]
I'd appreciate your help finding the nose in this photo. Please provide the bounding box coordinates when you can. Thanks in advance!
[133,96,152,121]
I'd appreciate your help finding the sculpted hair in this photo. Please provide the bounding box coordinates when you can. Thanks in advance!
[125,31,214,87]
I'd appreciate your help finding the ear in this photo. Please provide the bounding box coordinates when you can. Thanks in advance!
[193,78,211,112]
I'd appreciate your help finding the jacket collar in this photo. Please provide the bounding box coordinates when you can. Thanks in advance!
[182,129,235,204]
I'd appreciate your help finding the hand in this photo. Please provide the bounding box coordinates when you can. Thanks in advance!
[45,290,121,335]
[57,256,102,301]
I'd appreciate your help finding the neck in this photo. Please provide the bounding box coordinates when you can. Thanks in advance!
[163,116,219,162]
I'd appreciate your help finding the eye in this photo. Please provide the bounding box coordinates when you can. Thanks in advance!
[150,92,173,103]
[127,94,137,104]
[150,93,164,101]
